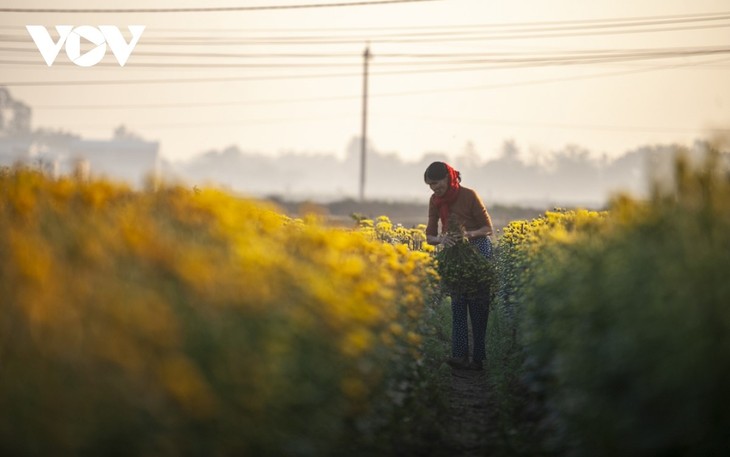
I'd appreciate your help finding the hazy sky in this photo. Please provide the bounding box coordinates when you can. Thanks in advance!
[1,0,729,163]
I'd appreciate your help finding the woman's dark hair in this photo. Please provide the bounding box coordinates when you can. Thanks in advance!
[424,161,461,183]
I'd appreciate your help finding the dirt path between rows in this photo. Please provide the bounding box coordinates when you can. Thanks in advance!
[443,368,502,456]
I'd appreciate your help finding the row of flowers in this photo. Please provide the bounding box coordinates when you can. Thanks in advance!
[0,168,441,456]
[487,149,730,456]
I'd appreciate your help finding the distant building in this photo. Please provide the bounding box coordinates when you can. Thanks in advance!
[0,87,31,134]
[0,87,159,187]
[65,135,160,186]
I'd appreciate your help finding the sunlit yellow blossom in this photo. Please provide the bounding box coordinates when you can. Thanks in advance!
[407,331,422,346]
[10,229,51,283]
[340,256,365,277]
[389,323,404,337]
[342,328,373,357]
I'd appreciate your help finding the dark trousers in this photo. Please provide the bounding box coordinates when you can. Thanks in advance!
[451,291,490,361]
[451,236,492,361]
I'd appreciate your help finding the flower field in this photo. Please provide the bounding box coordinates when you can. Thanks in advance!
[0,168,443,456]
[4,145,728,456]
[488,149,730,456]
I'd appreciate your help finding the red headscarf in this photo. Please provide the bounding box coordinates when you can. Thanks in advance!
[432,163,461,232]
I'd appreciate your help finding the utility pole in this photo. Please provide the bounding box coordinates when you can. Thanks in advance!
[359,44,371,202]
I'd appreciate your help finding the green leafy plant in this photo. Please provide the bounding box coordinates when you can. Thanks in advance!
[488,147,730,456]
[434,218,494,298]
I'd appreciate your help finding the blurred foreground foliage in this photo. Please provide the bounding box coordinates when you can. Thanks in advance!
[0,168,445,456]
[488,147,730,456]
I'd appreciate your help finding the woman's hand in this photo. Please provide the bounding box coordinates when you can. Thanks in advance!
[427,233,452,247]
[441,233,458,247]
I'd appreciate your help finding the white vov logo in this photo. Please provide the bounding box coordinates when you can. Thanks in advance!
[26,25,145,67]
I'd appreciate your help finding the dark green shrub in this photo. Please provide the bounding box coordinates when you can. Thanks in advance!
[519,150,730,456]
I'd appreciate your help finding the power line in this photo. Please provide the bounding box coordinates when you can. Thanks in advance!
[30,94,358,110]
[66,13,730,40]
[6,21,726,46]
[0,47,363,59]
[3,10,727,32]
[373,114,730,134]
[149,10,730,32]
[47,114,358,130]
[3,44,729,60]
[46,111,730,135]
[5,46,730,69]
[3,46,729,86]
[20,55,730,112]
[105,13,730,38]
[3,14,730,45]
[0,0,440,14]
[133,23,730,44]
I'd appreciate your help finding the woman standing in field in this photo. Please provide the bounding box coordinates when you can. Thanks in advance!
[424,161,494,371]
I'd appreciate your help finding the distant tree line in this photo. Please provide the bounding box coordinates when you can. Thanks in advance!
[166,137,725,208]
